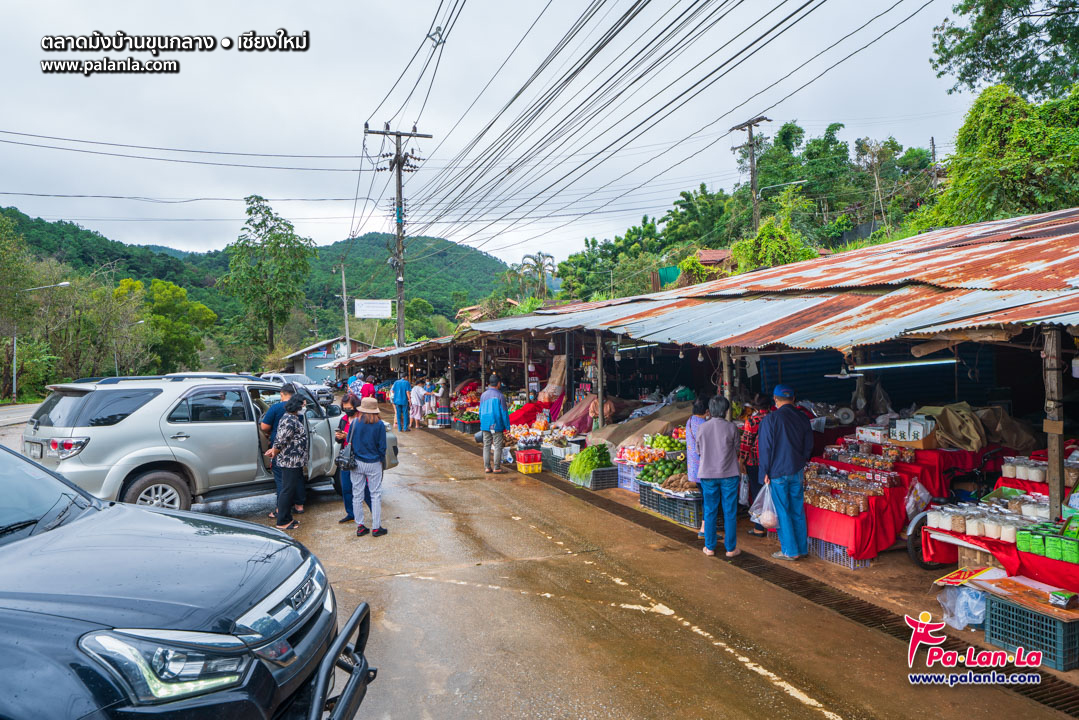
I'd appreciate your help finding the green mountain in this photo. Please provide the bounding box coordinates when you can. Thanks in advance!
[1,207,507,320]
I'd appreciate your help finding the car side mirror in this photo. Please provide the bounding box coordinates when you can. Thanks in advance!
[326,404,342,418]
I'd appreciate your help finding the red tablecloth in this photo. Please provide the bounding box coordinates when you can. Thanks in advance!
[806,456,914,559]
[922,527,1079,593]
[909,444,1011,496]
[995,476,1072,498]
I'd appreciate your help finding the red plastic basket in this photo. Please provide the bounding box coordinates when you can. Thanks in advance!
[516,449,542,464]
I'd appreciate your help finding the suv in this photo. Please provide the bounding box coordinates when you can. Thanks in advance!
[0,444,374,719]
[22,374,398,511]
[262,372,335,407]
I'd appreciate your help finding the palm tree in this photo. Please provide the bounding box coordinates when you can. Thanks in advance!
[521,252,556,299]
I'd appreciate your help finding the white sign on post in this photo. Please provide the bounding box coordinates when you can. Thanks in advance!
[354,299,393,319]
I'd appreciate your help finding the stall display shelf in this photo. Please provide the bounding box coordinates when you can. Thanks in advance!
[639,483,702,529]
[807,536,871,570]
[616,462,642,493]
[985,595,1079,671]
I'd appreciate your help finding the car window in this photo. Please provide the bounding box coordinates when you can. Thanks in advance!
[0,448,77,534]
[284,373,312,385]
[250,387,282,420]
[295,387,324,418]
[75,389,162,427]
[31,390,90,428]
[168,388,249,423]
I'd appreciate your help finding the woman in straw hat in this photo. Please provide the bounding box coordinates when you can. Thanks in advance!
[349,396,389,537]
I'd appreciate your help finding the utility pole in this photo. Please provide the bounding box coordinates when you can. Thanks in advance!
[364,124,433,348]
[731,115,770,233]
[930,136,936,163]
[334,263,351,359]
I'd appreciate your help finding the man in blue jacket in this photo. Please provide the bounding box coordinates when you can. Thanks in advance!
[757,384,814,561]
[479,374,511,474]
[391,373,412,432]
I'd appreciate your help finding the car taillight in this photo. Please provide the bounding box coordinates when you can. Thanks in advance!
[47,437,89,460]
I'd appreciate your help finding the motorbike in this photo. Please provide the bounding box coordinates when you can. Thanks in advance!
[905,447,1003,569]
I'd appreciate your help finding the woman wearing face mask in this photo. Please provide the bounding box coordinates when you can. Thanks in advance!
[335,394,370,523]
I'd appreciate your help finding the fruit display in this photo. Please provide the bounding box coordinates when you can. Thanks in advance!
[508,425,544,446]
[671,426,686,441]
[660,473,698,494]
[637,457,688,485]
[533,418,549,431]
[616,445,666,465]
[458,411,479,423]
[568,444,613,483]
[646,433,686,453]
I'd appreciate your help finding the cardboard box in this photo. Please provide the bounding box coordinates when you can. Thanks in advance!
[891,431,938,450]
[856,425,887,444]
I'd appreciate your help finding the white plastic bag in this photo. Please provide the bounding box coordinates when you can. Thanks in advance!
[905,480,931,519]
[738,474,750,506]
[937,586,986,630]
[750,484,779,530]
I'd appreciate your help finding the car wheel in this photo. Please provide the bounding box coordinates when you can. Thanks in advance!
[123,471,192,511]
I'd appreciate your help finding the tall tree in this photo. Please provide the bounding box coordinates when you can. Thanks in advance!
[520,252,556,299]
[931,0,1079,100]
[220,196,317,349]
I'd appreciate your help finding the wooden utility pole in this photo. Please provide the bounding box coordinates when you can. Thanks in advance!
[447,343,455,393]
[364,125,433,348]
[595,331,606,428]
[731,115,771,233]
[1043,329,1066,519]
[333,263,351,360]
[720,347,732,418]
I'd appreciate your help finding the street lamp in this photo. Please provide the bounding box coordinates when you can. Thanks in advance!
[114,320,145,377]
[12,281,70,401]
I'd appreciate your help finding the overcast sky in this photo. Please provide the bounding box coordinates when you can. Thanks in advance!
[2,0,973,264]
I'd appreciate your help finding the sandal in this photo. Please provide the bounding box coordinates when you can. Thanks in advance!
[747,529,767,537]
[268,511,276,519]
[276,521,300,531]
[492,469,506,474]
[485,468,492,474]
[293,506,305,514]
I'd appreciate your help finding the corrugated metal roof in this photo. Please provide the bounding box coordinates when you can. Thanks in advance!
[913,292,1079,333]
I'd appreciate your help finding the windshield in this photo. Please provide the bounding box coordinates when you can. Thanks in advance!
[0,447,81,543]
[283,374,313,385]
[31,389,89,428]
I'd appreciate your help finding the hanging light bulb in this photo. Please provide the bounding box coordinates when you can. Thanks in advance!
[650,351,655,365]
[548,339,556,351]
[614,350,621,362]
[678,348,685,359]
[697,350,704,362]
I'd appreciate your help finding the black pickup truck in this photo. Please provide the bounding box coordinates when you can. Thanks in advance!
[0,445,375,719]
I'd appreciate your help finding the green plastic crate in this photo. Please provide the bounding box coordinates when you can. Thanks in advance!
[985,594,1079,671]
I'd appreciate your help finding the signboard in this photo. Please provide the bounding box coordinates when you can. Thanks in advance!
[934,567,992,587]
[355,299,393,319]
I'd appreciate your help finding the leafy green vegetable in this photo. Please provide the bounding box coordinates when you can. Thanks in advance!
[568,444,612,483]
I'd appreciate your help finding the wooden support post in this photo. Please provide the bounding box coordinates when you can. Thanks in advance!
[595,331,606,428]
[1044,328,1066,520]
[448,343,455,393]
[565,331,575,406]
[522,337,529,392]
[481,337,488,388]
[853,348,867,412]
[720,347,732,418]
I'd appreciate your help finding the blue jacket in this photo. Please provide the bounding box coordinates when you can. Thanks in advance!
[391,379,411,406]
[757,404,814,480]
[349,418,387,464]
[479,387,510,432]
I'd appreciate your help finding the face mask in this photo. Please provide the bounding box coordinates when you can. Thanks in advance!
[344,407,356,416]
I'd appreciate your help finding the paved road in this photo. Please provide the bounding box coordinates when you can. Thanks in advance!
[0,402,38,428]
[197,427,1051,720]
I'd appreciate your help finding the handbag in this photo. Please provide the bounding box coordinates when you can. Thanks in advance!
[335,420,357,470]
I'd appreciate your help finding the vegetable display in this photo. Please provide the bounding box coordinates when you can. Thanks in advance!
[646,434,686,452]
[568,444,612,483]
[660,473,698,493]
[637,458,688,485]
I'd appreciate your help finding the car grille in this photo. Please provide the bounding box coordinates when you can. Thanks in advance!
[234,558,327,659]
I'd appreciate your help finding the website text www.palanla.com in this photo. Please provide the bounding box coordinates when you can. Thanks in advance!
[41,56,180,76]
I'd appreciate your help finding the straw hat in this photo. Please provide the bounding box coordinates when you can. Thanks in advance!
[358,397,379,415]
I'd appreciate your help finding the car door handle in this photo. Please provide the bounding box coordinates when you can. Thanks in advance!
[170,432,190,440]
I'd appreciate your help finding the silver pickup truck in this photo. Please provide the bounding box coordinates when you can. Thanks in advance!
[21,373,398,510]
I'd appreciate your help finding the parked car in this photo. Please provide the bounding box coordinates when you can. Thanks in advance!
[22,374,398,511]
[262,372,335,406]
[0,444,374,719]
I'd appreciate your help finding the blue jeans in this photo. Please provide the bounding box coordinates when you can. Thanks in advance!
[700,476,739,553]
[394,404,408,431]
[770,471,808,557]
[340,469,371,519]
[273,459,306,506]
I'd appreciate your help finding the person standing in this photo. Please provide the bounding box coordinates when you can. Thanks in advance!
[739,396,772,538]
[360,375,376,399]
[348,374,364,398]
[350,396,389,537]
[260,383,305,517]
[391,374,411,432]
[435,377,451,427]
[409,380,426,430]
[758,384,814,561]
[264,396,308,531]
[334,394,371,524]
[685,396,709,540]
[695,396,742,558]
[479,374,510,474]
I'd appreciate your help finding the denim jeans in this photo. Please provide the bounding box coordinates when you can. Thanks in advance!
[394,404,409,431]
[340,469,372,519]
[770,471,808,557]
[700,476,739,553]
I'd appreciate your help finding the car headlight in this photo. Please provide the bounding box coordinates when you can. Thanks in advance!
[80,631,252,704]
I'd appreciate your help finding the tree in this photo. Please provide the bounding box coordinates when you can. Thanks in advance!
[731,188,818,272]
[925,83,1079,226]
[118,279,216,373]
[520,252,556,299]
[931,0,1079,101]
[220,195,317,349]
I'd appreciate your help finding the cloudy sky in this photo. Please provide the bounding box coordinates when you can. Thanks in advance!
[3,0,973,264]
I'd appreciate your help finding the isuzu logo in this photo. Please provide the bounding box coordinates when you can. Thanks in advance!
[287,579,315,609]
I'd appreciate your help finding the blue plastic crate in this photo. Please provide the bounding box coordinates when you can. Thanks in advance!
[985,594,1079,671]
[807,537,870,570]
[616,462,641,493]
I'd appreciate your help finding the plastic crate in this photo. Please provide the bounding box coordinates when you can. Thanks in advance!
[985,594,1079,671]
[639,483,702,529]
[616,462,642,493]
[517,461,542,474]
[546,456,571,479]
[516,449,542,464]
[807,537,870,570]
[573,466,618,490]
